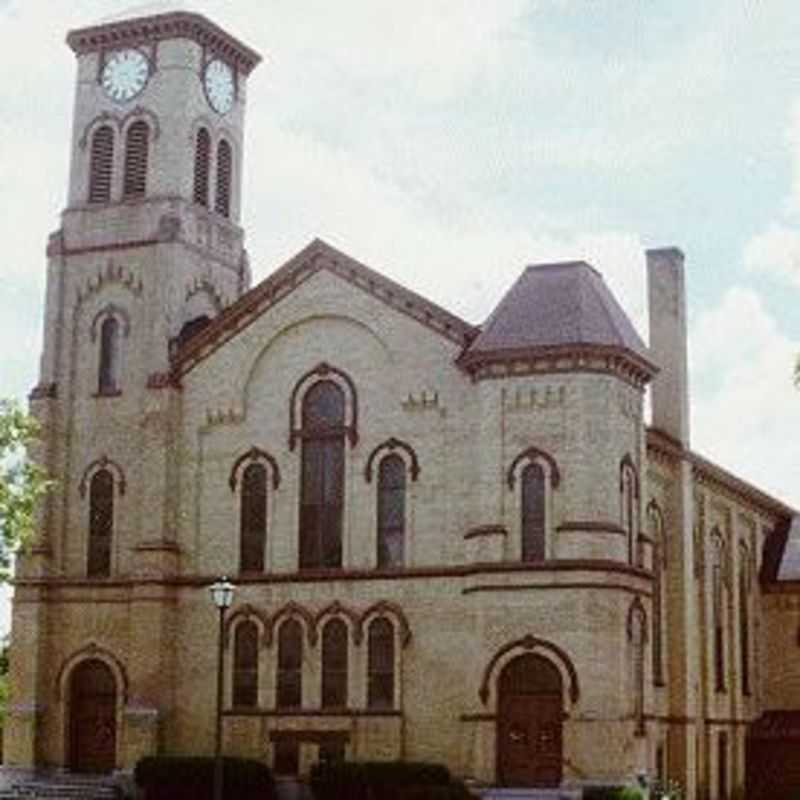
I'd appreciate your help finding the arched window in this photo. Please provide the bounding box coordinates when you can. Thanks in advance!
[367,617,395,709]
[215,139,232,218]
[193,127,211,206]
[276,620,302,708]
[98,316,121,395]
[321,619,348,708]
[88,125,114,203]
[739,544,751,696]
[377,455,405,568]
[233,621,259,708]
[620,458,638,564]
[627,601,647,737]
[521,462,546,561]
[240,463,267,573]
[299,381,345,569]
[88,469,114,577]
[711,530,727,692]
[648,502,666,686]
[122,120,149,199]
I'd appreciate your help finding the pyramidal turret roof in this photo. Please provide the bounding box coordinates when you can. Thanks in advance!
[464,260,652,367]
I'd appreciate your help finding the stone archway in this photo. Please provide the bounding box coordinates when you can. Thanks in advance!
[69,659,117,773]
[497,653,563,787]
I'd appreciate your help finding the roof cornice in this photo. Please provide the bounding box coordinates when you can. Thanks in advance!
[173,239,478,377]
[66,11,262,75]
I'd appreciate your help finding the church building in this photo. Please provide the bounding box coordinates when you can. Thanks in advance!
[6,10,800,799]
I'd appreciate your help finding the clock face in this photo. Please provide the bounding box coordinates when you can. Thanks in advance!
[204,59,235,115]
[101,49,150,103]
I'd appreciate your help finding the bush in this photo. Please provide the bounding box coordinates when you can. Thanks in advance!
[134,755,277,800]
[309,761,463,800]
[583,787,643,800]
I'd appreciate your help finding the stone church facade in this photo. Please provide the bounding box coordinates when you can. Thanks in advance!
[6,10,800,799]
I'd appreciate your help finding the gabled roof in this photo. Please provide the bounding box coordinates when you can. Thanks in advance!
[174,239,478,376]
[463,261,652,369]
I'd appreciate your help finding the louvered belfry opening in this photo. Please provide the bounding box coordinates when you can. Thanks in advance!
[88,125,114,203]
[193,127,211,206]
[215,139,232,217]
[123,120,149,199]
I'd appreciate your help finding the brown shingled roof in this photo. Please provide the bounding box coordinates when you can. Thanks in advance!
[466,261,651,363]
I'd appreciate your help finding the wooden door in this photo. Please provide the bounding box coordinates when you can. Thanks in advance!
[69,659,117,773]
[497,654,563,787]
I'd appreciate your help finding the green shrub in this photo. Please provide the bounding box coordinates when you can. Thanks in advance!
[134,755,276,800]
[583,787,642,800]
[309,761,458,800]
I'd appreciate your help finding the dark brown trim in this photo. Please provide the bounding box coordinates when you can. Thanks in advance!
[15,559,655,591]
[507,446,561,490]
[479,634,580,705]
[175,240,477,376]
[463,525,508,541]
[224,708,401,719]
[229,446,281,491]
[289,362,358,450]
[463,582,651,598]
[365,438,420,483]
[357,601,412,648]
[267,731,350,745]
[78,455,127,497]
[460,713,496,722]
[67,11,262,74]
[557,521,626,536]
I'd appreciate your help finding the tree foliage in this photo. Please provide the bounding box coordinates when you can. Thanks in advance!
[0,399,52,578]
[795,354,800,388]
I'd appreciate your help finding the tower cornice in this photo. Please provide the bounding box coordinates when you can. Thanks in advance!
[66,11,262,75]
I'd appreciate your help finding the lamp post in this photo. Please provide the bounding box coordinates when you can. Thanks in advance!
[209,576,235,800]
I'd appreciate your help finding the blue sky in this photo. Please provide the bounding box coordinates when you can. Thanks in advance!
[1,1,800,628]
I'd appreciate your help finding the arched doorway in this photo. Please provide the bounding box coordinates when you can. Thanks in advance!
[69,659,117,773]
[497,653,563,787]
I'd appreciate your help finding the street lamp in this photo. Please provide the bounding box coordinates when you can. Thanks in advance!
[210,576,235,800]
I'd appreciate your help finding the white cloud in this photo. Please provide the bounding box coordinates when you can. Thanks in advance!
[690,286,800,508]
[743,224,800,289]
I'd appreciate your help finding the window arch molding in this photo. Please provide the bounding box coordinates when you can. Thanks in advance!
[647,499,667,687]
[365,437,420,483]
[356,601,412,648]
[78,456,126,498]
[627,596,648,737]
[313,601,362,645]
[619,454,640,498]
[478,634,580,707]
[228,446,281,491]
[79,112,122,150]
[90,304,131,343]
[289,362,358,450]
[506,446,561,490]
[224,604,269,650]
[265,602,317,648]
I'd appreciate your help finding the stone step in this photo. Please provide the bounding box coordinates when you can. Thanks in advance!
[10,781,119,800]
[477,789,582,800]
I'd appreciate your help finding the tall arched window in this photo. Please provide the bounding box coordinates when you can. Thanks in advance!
[627,601,647,737]
[521,462,546,561]
[620,458,638,564]
[299,381,345,569]
[377,455,406,568]
[193,127,211,206]
[98,316,121,395]
[240,463,267,573]
[649,502,666,686]
[233,621,259,708]
[711,530,727,693]
[739,543,751,696]
[88,469,114,577]
[122,120,149,199]
[321,619,348,708]
[367,617,395,709]
[88,125,114,204]
[215,139,232,217]
[276,620,302,708]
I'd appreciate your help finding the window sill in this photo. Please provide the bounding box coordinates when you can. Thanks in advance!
[223,707,402,718]
[93,389,122,398]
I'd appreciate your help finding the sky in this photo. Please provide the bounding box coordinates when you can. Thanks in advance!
[1,1,800,630]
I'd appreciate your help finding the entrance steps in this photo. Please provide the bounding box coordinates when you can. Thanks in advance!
[0,772,120,800]
[476,789,582,800]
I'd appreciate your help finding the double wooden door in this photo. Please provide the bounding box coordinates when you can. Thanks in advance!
[497,654,563,787]
[69,659,117,773]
